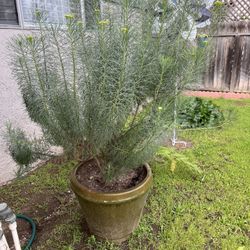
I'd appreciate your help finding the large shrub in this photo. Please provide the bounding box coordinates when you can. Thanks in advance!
[6,0,218,180]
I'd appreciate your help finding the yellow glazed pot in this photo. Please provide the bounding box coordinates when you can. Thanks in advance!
[70,161,153,243]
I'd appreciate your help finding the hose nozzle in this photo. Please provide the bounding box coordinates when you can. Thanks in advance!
[0,203,16,224]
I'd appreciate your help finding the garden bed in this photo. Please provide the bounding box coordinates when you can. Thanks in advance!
[0,99,250,249]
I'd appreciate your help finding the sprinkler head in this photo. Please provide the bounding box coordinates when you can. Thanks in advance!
[0,203,16,224]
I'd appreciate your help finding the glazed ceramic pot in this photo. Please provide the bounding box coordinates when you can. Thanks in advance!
[70,160,153,243]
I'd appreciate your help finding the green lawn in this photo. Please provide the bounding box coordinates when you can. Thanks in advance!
[0,98,250,249]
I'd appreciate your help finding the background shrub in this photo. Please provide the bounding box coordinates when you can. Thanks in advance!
[178,97,224,129]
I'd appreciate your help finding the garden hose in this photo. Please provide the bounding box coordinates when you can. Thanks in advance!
[16,214,36,250]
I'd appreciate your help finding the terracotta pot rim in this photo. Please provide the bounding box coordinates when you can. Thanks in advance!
[70,160,153,204]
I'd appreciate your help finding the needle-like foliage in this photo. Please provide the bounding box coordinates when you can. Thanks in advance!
[6,0,221,180]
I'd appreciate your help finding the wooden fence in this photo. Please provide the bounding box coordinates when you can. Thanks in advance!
[202,0,250,92]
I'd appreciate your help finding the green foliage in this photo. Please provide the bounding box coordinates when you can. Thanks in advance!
[213,0,225,8]
[7,0,217,180]
[178,97,225,129]
[156,147,202,175]
[86,235,119,250]
[36,224,82,250]
[4,125,50,177]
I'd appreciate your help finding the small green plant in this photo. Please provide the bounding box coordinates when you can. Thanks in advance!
[213,0,224,8]
[86,235,118,250]
[178,97,224,129]
[4,124,50,177]
[156,147,202,175]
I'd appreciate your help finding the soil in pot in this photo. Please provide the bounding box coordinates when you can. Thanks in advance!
[76,159,147,192]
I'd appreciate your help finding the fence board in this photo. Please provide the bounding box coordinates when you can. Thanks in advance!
[237,36,250,91]
[202,21,250,92]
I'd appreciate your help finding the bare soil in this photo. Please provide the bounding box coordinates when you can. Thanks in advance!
[2,189,73,250]
[163,138,193,150]
[76,159,147,193]
[3,219,31,249]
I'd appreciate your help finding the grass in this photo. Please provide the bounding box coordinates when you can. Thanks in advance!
[0,98,250,249]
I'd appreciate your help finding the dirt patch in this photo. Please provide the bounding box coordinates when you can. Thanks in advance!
[163,139,193,150]
[2,218,31,249]
[244,230,250,239]
[233,101,249,107]
[2,190,72,249]
[76,159,147,193]
[205,211,223,222]
[48,155,67,165]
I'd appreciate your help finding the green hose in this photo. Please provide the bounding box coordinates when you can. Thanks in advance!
[16,214,36,250]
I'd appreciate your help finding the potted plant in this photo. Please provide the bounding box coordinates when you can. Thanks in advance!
[5,0,218,244]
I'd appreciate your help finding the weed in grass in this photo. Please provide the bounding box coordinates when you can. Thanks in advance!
[86,235,119,250]
[36,224,82,250]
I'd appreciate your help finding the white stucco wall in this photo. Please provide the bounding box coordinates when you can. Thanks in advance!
[0,29,41,185]
[0,0,80,185]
